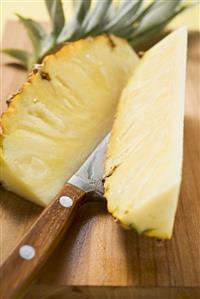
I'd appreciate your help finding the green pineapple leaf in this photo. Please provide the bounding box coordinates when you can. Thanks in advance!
[16,13,47,58]
[81,0,112,35]
[132,0,182,36]
[72,0,91,21]
[130,4,190,47]
[57,0,91,43]
[105,0,143,32]
[45,0,65,40]
[1,48,34,70]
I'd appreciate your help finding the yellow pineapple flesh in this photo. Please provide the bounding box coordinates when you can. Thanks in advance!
[104,28,187,239]
[0,35,139,206]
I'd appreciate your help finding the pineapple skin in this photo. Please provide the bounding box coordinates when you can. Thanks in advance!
[104,28,187,239]
[0,35,139,206]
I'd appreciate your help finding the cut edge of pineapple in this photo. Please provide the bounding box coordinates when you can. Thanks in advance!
[103,28,187,239]
[106,181,181,239]
[0,34,139,206]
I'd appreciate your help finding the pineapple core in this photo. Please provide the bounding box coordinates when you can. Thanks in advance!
[0,35,139,206]
[104,28,187,239]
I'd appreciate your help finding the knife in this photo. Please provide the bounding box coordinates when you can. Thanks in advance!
[0,135,109,299]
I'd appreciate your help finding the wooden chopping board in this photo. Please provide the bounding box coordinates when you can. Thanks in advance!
[0,22,200,299]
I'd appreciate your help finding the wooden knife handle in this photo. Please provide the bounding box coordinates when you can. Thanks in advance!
[0,183,85,299]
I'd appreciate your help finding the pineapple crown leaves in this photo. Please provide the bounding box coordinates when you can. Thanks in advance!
[45,0,65,39]
[1,0,193,71]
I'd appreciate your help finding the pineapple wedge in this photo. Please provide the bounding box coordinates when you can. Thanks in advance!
[0,35,139,206]
[104,28,187,239]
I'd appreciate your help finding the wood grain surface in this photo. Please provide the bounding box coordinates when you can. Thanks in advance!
[0,184,86,299]
[0,22,200,299]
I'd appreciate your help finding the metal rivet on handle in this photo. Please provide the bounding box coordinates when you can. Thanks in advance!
[59,196,73,208]
[19,245,36,260]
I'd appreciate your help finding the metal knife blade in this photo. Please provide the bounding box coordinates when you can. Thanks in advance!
[68,134,110,195]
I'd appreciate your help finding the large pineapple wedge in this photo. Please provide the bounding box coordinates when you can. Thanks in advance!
[0,35,139,206]
[104,28,187,239]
